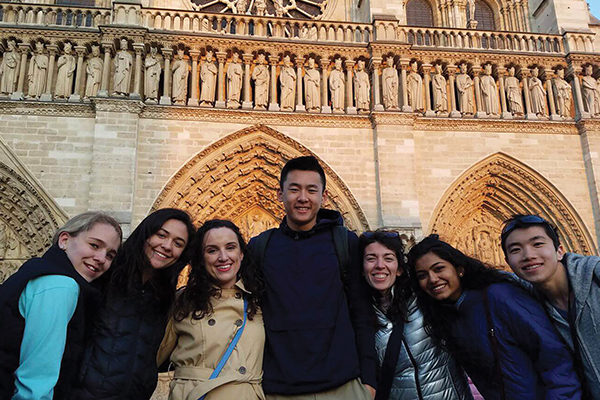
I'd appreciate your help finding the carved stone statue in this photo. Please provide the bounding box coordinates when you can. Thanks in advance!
[329,58,345,113]
[582,64,600,117]
[407,61,424,112]
[113,38,132,96]
[252,53,269,110]
[382,56,399,110]
[84,45,103,99]
[226,52,243,109]
[304,57,320,112]
[456,63,474,115]
[480,64,499,116]
[279,55,296,111]
[54,42,76,99]
[274,0,285,17]
[554,68,572,119]
[0,40,19,96]
[144,46,161,103]
[354,60,370,113]
[529,67,547,116]
[236,0,248,13]
[254,0,266,16]
[504,66,523,116]
[171,49,189,105]
[27,41,48,99]
[468,0,475,20]
[431,63,447,113]
[200,50,217,106]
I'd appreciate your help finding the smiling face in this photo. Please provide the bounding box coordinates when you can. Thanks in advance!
[58,222,121,282]
[202,227,244,289]
[144,219,189,270]
[414,252,463,302]
[278,169,326,232]
[363,241,402,294]
[504,226,565,286]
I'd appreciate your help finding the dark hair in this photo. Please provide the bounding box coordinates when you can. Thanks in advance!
[359,230,411,322]
[280,156,326,190]
[406,234,514,347]
[500,214,560,255]
[105,208,196,309]
[174,219,264,321]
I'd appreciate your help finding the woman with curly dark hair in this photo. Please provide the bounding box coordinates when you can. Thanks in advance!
[158,219,265,400]
[406,234,582,400]
[359,230,472,400]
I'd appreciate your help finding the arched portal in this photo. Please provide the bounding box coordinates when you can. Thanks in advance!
[0,161,67,281]
[430,153,596,267]
[151,124,370,240]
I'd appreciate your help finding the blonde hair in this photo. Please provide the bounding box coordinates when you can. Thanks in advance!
[52,211,122,245]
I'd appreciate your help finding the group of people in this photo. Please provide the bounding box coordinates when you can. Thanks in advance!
[1,155,600,400]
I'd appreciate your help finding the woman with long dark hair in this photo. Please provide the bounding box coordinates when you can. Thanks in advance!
[359,230,472,400]
[406,234,582,400]
[158,219,265,400]
[75,208,196,400]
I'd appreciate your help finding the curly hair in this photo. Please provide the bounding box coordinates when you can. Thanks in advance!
[174,219,264,321]
[359,230,412,323]
[104,208,196,309]
[406,234,514,348]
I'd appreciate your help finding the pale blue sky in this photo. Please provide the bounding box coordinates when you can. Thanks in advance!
[590,0,600,18]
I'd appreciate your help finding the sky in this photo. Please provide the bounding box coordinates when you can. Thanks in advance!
[590,0,600,18]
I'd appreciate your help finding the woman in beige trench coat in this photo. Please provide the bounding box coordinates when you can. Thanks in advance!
[158,219,265,400]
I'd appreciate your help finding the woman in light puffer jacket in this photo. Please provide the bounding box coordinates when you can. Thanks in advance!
[359,230,473,400]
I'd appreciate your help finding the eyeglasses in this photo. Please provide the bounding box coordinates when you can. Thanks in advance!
[361,231,400,239]
[501,215,549,236]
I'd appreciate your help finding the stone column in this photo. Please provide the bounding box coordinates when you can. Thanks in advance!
[130,43,144,100]
[268,55,280,111]
[515,2,523,31]
[98,43,113,97]
[570,66,587,119]
[188,49,200,106]
[371,57,383,111]
[159,48,172,105]
[400,59,412,112]
[473,66,485,118]
[497,67,511,119]
[321,57,331,113]
[447,64,461,117]
[69,45,87,102]
[423,63,435,117]
[215,51,227,108]
[521,68,536,119]
[242,53,253,109]
[345,59,356,114]
[545,70,559,120]
[295,57,305,112]
[12,43,30,100]
[40,44,57,101]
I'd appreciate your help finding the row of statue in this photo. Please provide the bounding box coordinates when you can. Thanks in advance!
[1,39,598,119]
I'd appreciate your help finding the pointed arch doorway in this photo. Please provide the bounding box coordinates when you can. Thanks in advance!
[430,153,596,267]
[151,124,370,240]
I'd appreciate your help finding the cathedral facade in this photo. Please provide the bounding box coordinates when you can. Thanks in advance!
[0,0,599,283]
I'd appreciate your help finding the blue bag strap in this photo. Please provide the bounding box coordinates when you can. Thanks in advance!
[198,297,248,400]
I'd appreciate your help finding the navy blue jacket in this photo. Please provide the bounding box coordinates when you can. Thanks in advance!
[447,282,581,400]
[248,209,377,395]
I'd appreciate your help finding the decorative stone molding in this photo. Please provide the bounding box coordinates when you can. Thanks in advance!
[151,124,370,232]
[92,97,145,113]
[430,152,596,266]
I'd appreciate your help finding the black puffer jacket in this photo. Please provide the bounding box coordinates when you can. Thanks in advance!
[72,282,170,400]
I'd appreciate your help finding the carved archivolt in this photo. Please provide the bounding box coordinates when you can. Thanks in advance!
[0,162,67,281]
[151,124,369,237]
[430,152,596,266]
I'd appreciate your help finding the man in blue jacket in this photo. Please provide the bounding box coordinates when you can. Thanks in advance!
[501,214,600,397]
[249,156,376,399]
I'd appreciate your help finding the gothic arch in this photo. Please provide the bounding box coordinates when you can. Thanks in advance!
[430,152,596,266]
[151,124,370,239]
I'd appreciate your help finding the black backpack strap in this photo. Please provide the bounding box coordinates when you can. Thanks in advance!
[251,228,276,268]
[483,288,506,400]
[375,319,405,400]
[331,225,349,287]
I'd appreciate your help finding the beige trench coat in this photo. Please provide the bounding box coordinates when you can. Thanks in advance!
[157,281,265,400]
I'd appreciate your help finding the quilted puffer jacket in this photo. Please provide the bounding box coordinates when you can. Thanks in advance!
[375,297,473,400]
